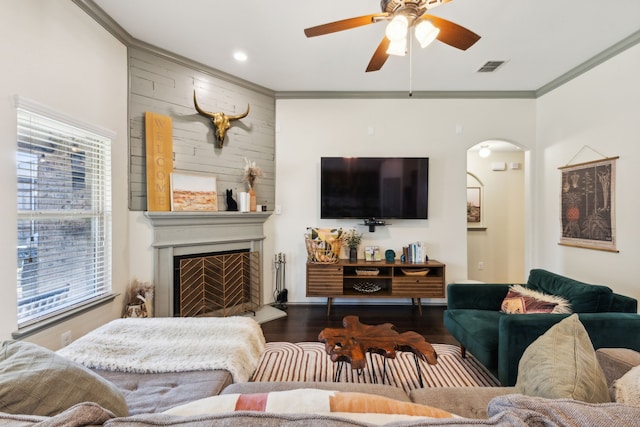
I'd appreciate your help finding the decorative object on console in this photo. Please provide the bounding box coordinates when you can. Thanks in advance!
[355,268,379,276]
[385,249,396,262]
[344,228,362,262]
[405,241,427,263]
[365,246,381,261]
[193,90,250,148]
[353,282,382,293]
[304,227,343,263]
[225,189,238,211]
[501,284,571,314]
[401,268,429,277]
[242,158,262,212]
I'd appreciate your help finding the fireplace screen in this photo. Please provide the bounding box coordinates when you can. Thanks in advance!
[174,250,260,317]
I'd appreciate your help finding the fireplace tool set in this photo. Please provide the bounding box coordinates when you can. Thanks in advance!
[273,253,287,310]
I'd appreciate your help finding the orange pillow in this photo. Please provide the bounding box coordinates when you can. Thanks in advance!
[163,389,457,422]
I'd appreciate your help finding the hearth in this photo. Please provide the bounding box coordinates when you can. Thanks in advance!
[144,211,270,317]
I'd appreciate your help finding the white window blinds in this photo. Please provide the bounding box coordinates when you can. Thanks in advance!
[16,103,112,327]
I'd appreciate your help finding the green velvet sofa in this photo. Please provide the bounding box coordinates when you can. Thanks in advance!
[443,269,640,386]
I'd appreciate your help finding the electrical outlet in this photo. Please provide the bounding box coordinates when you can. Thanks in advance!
[478,261,484,270]
[61,330,72,347]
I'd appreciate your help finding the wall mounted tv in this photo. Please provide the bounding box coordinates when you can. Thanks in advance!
[320,157,429,223]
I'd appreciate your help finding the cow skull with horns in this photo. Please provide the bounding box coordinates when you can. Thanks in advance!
[193,90,250,148]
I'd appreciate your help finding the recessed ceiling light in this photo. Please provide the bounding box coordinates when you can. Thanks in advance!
[233,51,248,62]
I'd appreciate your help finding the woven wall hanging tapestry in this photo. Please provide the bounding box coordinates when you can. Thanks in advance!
[559,156,618,252]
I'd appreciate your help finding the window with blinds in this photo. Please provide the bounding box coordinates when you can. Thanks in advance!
[16,103,112,328]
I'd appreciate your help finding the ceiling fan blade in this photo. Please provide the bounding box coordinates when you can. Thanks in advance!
[366,37,391,72]
[421,14,481,50]
[304,13,388,38]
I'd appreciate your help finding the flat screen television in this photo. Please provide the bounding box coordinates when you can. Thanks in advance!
[320,157,429,220]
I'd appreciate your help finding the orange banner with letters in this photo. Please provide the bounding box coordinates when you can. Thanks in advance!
[145,112,174,211]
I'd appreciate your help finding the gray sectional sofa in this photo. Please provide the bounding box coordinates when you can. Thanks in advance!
[1,338,640,426]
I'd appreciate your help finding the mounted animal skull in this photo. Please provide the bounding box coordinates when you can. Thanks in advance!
[193,90,250,148]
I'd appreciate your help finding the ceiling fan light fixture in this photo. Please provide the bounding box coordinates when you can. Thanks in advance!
[385,15,409,41]
[415,20,440,48]
[386,37,407,56]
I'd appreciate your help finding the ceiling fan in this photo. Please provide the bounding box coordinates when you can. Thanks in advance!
[304,0,480,72]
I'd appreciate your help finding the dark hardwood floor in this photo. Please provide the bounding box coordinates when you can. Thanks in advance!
[260,303,460,346]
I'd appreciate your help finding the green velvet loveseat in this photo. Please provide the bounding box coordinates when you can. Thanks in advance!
[443,269,640,386]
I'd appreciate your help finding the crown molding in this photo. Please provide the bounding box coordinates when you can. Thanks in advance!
[536,28,640,97]
[74,0,640,101]
[274,90,537,100]
[72,0,275,98]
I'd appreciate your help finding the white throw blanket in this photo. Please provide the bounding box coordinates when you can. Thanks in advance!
[57,316,266,383]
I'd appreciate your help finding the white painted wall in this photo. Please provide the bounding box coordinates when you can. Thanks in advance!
[467,150,526,283]
[0,0,128,346]
[3,2,637,348]
[535,43,640,304]
[271,98,535,304]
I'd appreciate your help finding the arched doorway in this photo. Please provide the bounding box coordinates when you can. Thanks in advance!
[466,140,526,283]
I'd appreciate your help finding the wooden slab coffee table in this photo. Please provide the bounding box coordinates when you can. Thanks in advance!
[318,315,438,386]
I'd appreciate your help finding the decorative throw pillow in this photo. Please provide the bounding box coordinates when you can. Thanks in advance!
[613,365,640,406]
[515,314,610,403]
[501,284,572,314]
[0,340,129,417]
[163,388,457,423]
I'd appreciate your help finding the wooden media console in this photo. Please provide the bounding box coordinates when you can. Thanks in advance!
[306,259,446,315]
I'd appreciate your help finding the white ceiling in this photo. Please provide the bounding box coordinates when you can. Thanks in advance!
[91,0,640,94]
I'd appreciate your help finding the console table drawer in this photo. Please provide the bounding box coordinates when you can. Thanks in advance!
[393,278,444,295]
[307,264,343,296]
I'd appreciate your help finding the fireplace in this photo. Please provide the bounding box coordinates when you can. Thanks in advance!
[144,211,271,317]
[173,249,259,317]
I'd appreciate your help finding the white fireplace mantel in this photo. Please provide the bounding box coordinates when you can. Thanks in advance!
[144,211,272,316]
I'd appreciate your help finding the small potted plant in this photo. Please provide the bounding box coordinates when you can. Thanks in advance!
[344,228,362,262]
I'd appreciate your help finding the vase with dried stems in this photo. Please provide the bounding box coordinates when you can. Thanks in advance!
[242,158,263,212]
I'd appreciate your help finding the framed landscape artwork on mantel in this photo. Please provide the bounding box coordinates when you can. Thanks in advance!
[559,157,618,252]
[170,172,218,212]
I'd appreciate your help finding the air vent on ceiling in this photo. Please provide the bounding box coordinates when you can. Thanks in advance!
[477,60,506,73]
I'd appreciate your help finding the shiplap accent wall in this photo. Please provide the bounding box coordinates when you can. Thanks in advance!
[128,47,276,211]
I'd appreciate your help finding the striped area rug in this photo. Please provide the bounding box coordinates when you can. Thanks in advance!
[252,342,499,394]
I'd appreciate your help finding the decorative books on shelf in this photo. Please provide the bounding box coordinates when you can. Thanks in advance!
[403,241,428,263]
